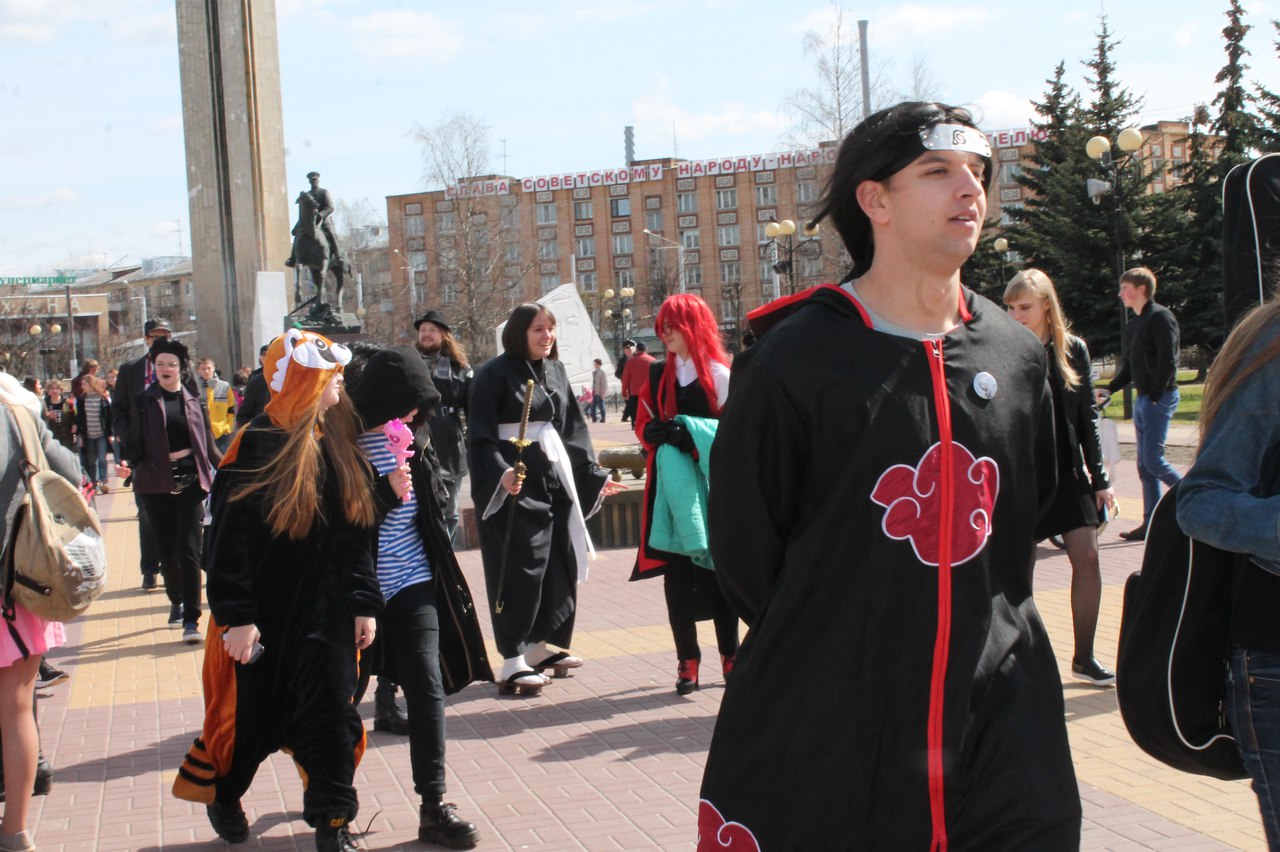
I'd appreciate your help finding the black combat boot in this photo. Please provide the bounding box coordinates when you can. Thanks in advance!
[314,815,358,852]
[419,799,479,849]
[373,679,409,735]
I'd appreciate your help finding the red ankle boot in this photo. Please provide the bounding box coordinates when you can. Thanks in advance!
[721,654,735,678]
[676,659,699,695]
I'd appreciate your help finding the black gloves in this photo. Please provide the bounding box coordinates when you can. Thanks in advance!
[644,419,694,453]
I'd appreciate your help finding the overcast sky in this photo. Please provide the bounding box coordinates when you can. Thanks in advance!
[1,0,1275,276]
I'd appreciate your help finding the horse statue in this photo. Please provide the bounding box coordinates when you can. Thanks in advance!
[290,190,345,325]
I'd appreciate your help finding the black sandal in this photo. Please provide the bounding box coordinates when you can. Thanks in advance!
[497,670,547,696]
[532,651,583,679]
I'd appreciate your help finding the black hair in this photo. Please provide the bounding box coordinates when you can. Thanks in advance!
[501,303,559,360]
[148,336,190,371]
[812,101,993,282]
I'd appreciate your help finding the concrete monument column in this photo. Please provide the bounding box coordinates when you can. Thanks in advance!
[176,0,290,371]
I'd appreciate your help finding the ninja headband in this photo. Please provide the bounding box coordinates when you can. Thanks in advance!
[871,119,993,183]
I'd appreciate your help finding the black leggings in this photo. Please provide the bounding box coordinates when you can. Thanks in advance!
[139,484,204,625]
[381,581,447,796]
[664,563,739,662]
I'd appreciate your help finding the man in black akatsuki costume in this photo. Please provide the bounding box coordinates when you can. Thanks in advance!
[698,103,1080,850]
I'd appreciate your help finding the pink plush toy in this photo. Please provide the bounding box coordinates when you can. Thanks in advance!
[383,418,415,502]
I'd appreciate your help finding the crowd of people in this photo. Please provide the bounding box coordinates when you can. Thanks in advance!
[2,99,1276,851]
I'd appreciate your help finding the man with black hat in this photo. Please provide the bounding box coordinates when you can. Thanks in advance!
[413,311,472,546]
[112,318,174,594]
[286,171,342,268]
[614,340,634,420]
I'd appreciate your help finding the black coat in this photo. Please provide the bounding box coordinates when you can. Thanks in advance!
[235,368,269,429]
[369,438,493,695]
[110,354,148,458]
[700,285,1078,850]
[1052,335,1110,493]
[413,353,471,479]
[1108,300,1180,399]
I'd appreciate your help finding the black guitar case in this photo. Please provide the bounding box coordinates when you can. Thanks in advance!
[1222,152,1280,328]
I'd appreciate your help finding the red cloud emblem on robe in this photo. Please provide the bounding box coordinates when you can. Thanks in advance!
[698,800,761,852]
[870,441,999,567]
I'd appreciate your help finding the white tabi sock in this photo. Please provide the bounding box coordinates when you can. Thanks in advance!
[500,655,532,681]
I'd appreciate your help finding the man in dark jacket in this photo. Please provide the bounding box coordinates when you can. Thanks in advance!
[698,102,1078,850]
[112,318,172,592]
[234,344,271,429]
[411,311,471,546]
[1107,266,1182,540]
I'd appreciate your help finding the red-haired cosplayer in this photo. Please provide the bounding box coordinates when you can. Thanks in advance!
[173,329,384,852]
[632,294,739,694]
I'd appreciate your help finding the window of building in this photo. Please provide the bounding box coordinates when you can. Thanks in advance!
[721,297,737,322]
[616,269,636,288]
[408,250,427,269]
[541,273,560,292]
[612,233,633,255]
[717,225,740,246]
[681,230,700,250]
[536,203,557,225]
[720,262,741,284]
[610,197,632,218]
[797,181,818,203]
[579,271,597,291]
[645,211,663,233]
[759,259,773,281]
[442,283,458,304]
[504,244,520,263]
[677,193,697,213]
[405,215,426,236]
[686,265,703,288]
[501,207,518,229]
[715,188,738,210]
[437,212,456,232]
[999,163,1022,184]
[576,237,596,258]
[538,240,558,260]
[574,200,593,220]
[755,185,777,206]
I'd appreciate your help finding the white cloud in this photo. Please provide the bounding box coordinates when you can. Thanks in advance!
[632,88,786,152]
[874,5,992,46]
[972,90,1035,131]
[350,11,463,63]
[105,11,175,44]
[1173,23,1200,48]
[567,1,653,23]
[1,187,78,209]
[149,114,183,136]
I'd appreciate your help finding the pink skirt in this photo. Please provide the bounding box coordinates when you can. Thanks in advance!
[0,604,65,668]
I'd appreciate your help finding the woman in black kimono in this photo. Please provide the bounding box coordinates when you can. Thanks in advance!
[1005,269,1118,686]
[632,294,739,695]
[468,303,624,695]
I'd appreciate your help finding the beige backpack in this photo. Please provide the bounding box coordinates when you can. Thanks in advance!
[2,401,106,644]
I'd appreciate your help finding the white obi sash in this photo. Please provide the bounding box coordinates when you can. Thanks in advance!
[484,421,597,582]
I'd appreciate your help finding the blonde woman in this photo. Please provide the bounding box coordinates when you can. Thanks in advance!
[1005,269,1117,685]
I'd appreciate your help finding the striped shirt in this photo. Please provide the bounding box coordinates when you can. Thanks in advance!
[356,431,431,601]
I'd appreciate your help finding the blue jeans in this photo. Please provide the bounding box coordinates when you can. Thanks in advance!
[1227,647,1280,850]
[1133,387,1181,523]
[80,434,110,483]
[589,396,606,423]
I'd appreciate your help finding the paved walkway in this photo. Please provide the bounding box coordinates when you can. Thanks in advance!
[23,419,1266,850]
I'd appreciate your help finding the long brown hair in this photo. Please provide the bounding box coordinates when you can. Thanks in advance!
[436,330,469,370]
[1003,269,1081,390]
[1199,298,1280,452]
[230,387,375,539]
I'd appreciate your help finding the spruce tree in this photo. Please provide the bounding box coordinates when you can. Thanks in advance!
[1255,20,1280,148]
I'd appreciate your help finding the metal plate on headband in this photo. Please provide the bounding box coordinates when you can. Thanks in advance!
[919,123,992,158]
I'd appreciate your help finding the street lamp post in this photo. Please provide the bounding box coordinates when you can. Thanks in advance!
[601,286,634,353]
[1086,126,1144,419]
[761,219,822,298]
[120,278,148,336]
[28,322,62,381]
[642,229,686,294]
[993,237,1009,285]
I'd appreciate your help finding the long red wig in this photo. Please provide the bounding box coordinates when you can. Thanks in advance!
[655,294,731,420]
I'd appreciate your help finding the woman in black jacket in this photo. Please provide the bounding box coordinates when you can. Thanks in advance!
[1005,269,1118,685]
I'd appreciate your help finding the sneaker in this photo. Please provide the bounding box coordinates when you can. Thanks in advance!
[420,799,479,849]
[207,800,250,844]
[97,481,109,493]
[315,816,358,852]
[36,659,69,689]
[1072,657,1117,687]
[141,572,158,592]
[168,603,183,626]
[183,624,203,645]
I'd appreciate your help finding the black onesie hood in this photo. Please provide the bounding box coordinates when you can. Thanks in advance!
[347,344,440,429]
